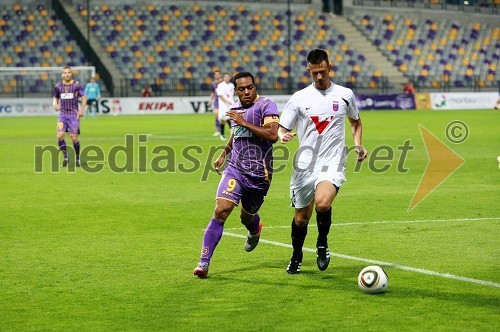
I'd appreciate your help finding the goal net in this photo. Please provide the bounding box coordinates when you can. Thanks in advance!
[0,66,96,96]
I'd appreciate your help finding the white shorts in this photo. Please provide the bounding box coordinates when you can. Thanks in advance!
[218,108,229,122]
[289,163,346,209]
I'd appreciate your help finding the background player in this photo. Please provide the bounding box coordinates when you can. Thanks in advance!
[194,71,280,278]
[278,49,368,274]
[209,70,222,136]
[216,73,235,140]
[53,65,87,167]
[84,75,101,119]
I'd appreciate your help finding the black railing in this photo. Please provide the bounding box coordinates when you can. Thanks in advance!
[1,76,497,98]
[352,0,498,14]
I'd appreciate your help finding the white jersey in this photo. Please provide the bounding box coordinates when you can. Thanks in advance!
[280,82,359,172]
[216,81,235,114]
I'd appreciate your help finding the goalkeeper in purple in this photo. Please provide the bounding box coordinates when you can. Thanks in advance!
[53,65,86,167]
[194,72,279,278]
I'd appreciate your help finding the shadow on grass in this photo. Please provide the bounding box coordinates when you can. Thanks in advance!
[196,260,499,310]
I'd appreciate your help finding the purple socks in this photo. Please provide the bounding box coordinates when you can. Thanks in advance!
[73,141,80,160]
[200,218,224,264]
[58,140,80,161]
[244,213,261,235]
[58,140,67,159]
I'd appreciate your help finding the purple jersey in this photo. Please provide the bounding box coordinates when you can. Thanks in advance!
[211,81,219,109]
[53,80,85,116]
[228,96,279,181]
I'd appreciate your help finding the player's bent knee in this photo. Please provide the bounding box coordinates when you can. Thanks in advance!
[315,201,332,212]
[240,211,255,225]
[214,210,230,222]
[214,201,235,222]
[294,218,309,227]
[315,194,335,211]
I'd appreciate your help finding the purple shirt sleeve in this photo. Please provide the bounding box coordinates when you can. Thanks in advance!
[77,82,85,97]
[260,98,279,119]
[53,83,60,98]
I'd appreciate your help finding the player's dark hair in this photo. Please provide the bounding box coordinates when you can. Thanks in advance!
[307,49,329,66]
[233,72,255,87]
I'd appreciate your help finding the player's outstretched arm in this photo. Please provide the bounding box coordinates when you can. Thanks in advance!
[278,125,296,144]
[79,96,87,117]
[214,133,234,175]
[53,98,60,111]
[348,117,367,162]
[227,111,278,143]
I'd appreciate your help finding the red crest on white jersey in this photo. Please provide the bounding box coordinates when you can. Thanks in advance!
[310,115,335,134]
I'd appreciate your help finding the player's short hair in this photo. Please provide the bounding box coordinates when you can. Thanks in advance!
[62,65,71,71]
[233,72,255,87]
[307,49,329,66]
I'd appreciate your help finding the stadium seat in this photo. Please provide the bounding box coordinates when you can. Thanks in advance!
[64,2,382,87]
[349,11,497,87]
[0,3,102,94]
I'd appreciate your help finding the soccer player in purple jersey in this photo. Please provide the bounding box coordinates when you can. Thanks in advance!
[194,72,280,279]
[209,70,222,136]
[53,65,87,167]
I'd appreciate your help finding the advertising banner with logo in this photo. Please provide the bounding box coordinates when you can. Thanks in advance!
[2,92,496,116]
[0,95,295,116]
[415,93,432,110]
[99,97,212,115]
[0,97,214,116]
[355,93,416,110]
[0,99,55,116]
[430,92,498,110]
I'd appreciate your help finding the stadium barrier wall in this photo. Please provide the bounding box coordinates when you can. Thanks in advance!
[428,92,498,110]
[0,96,294,117]
[355,93,416,110]
[0,92,497,117]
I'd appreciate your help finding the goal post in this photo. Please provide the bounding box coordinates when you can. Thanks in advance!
[0,66,96,96]
[0,66,96,81]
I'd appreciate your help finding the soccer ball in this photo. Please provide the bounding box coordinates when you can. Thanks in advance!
[358,265,389,294]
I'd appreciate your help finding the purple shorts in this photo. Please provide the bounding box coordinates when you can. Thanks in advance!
[57,115,80,135]
[216,166,270,214]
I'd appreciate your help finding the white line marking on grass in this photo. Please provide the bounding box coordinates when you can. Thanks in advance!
[224,217,500,231]
[146,133,218,141]
[223,231,500,288]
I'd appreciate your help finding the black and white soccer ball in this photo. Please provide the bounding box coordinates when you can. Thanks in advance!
[358,265,389,294]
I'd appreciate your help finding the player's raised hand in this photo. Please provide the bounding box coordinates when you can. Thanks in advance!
[227,110,244,126]
[355,145,368,162]
[280,132,297,144]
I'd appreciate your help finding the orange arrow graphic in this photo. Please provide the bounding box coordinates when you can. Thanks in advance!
[408,124,465,211]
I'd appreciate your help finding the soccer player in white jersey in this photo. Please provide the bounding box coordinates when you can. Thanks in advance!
[216,73,235,140]
[278,49,368,274]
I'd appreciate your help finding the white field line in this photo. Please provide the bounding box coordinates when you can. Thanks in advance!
[222,231,500,289]
[146,133,218,141]
[224,217,500,231]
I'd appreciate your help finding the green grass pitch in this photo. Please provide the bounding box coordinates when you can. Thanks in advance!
[0,109,498,330]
